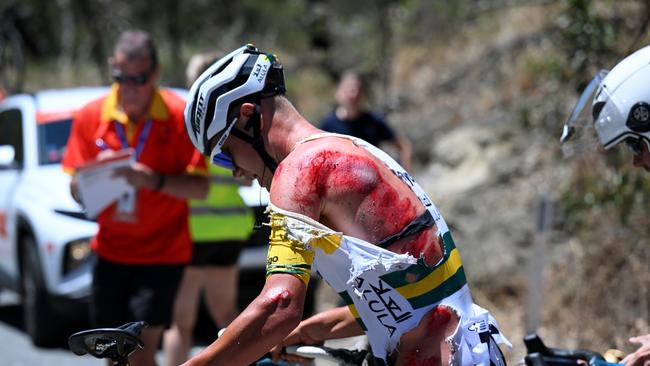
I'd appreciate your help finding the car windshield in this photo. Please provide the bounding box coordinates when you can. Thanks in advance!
[37,119,72,165]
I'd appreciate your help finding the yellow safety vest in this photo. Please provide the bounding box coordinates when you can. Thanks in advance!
[189,164,255,242]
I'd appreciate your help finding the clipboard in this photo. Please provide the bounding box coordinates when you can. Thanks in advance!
[75,149,135,218]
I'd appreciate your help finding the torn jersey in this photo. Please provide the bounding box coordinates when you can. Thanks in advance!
[265,133,511,364]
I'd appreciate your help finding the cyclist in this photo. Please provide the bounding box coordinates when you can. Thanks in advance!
[560,44,650,366]
[181,44,510,366]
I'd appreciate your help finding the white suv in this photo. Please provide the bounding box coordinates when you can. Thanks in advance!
[0,87,108,346]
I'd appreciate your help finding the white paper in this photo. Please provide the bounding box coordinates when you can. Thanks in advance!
[76,149,134,218]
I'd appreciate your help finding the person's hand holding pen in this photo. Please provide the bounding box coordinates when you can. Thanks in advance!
[95,138,119,161]
[95,138,163,192]
[112,162,161,191]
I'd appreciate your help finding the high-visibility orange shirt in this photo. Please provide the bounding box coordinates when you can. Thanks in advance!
[62,85,207,264]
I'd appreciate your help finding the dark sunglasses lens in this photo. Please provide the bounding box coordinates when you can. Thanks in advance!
[133,75,149,85]
[626,139,642,155]
[113,73,149,85]
[212,152,235,170]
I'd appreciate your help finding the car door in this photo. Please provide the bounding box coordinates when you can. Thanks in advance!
[0,98,31,284]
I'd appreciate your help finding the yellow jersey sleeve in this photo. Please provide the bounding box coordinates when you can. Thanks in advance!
[266,212,315,285]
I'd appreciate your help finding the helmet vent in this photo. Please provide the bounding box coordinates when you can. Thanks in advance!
[210,58,233,78]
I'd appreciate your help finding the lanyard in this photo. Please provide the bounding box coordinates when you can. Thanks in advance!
[112,119,153,161]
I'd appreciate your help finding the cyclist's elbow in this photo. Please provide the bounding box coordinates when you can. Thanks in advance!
[258,286,304,335]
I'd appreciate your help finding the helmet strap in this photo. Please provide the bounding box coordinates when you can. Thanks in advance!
[230,108,278,173]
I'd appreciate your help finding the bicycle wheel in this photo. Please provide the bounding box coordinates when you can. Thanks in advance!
[0,28,25,94]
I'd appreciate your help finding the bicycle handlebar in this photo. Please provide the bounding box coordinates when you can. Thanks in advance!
[217,327,368,365]
[285,345,368,364]
[524,333,622,366]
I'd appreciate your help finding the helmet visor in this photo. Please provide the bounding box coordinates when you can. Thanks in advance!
[209,117,238,169]
[560,70,608,157]
[592,89,628,149]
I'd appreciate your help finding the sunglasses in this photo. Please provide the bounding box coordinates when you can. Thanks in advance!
[212,151,235,170]
[209,117,239,170]
[111,69,152,86]
[625,138,646,156]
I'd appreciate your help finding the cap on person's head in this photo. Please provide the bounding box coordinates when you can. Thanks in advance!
[183,44,286,163]
[113,29,158,70]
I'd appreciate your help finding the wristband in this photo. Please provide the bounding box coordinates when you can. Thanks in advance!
[154,174,166,191]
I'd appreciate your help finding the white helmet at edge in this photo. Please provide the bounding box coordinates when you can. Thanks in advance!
[562,45,650,152]
[183,44,285,161]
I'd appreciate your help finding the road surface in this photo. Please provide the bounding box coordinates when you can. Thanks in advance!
[0,290,94,365]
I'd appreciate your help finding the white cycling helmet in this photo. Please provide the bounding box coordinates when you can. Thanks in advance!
[184,44,285,170]
[561,45,650,154]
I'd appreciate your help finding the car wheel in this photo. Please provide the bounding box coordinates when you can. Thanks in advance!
[21,235,61,347]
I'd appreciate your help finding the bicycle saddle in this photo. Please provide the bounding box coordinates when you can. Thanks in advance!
[68,321,148,360]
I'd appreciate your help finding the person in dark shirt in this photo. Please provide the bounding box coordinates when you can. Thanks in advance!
[320,71,412,170]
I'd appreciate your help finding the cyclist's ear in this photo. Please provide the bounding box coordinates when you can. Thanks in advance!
[231,102,264,134]
[237,103,258,130]
[240,103,256,119]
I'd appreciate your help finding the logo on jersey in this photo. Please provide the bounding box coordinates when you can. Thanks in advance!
[354,276,413,337]
[468,319,488,333]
